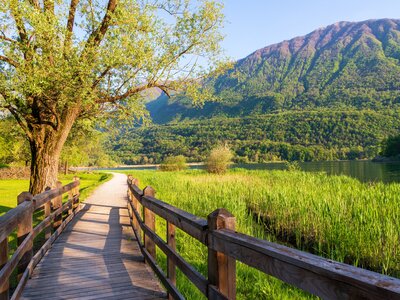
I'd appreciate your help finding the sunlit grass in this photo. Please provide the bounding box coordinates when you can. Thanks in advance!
[117,168,400,299]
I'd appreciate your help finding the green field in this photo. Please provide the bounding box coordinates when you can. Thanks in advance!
[117,169,400,299]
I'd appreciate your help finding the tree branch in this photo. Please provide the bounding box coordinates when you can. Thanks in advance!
[97,82,173,104]
[6,105,33,141]
[10,3,28,43]
[64,0,80,49]
[97,83,151,103]
[0,31,18,44]
[84,0,117,51]
[92,66,112,89]
[44,0,55,14]
[27,0,40,10]
[0,55,19,68]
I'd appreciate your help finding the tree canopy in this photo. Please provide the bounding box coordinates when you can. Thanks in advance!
[0,0,224,194]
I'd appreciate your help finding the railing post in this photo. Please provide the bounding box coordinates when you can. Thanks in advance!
[53,181,63,228]
[17,192,33,282]
[44,187,52,240]
[132,178,142,242]
[167,221,176,300]
[143,186,156,260]
[73,176,79,209]
[0,238,8,300]
[127,175,133,216]
[207,208,236,300]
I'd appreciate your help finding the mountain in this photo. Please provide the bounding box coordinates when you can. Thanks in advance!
[108,19,400,164]
[147,19,400,124]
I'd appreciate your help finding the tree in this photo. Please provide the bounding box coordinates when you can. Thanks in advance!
[205,145,232,174]
[0,0,224,194]
[381,135,400,157]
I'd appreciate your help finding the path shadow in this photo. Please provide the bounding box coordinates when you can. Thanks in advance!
[22,202,166,299]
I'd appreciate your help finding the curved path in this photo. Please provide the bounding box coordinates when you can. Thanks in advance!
[22,173,166,300]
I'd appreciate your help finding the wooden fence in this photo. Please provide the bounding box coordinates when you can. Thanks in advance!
[127,176,400,300]
[0,178,80,300]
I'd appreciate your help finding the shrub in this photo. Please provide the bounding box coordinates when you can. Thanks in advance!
[205,146,232,174]
[159,155,187,171]
[285,161,301,171]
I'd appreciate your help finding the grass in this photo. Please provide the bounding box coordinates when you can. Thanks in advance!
[116,168,400,299]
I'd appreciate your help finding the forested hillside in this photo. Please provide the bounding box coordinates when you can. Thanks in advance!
[108,110,400,164]
[147,19,400,123]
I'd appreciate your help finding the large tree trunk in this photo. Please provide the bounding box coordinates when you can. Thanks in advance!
[28,106,79,195]
[29,139,62,195]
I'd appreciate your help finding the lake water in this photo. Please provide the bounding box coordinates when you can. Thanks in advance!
[101,160,400,183]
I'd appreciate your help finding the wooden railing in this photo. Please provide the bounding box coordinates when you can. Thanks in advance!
[0,177,80,300]
[127,176,400,300]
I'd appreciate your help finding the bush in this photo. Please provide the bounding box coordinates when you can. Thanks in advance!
[205,146,232,174]
[285,161,301,171]
[159,155,187,171]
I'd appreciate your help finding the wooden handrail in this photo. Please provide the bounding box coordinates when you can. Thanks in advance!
[127,176,400,300]
[32,180,79,209]
[0,177,81,300]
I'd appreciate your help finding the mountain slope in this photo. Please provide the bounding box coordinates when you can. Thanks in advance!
[148,19,400,123]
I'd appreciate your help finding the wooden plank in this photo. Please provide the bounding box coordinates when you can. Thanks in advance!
[0,229,34,285]
[33,180,79,209]
[209,229,400,300]
[128,182,143,199]
[17,192,33,282]
[132,209,208,296]
[23,283,163,299]
[208,285,229,300]
[0,238,9,300]
[43,187,51,240]
[0,201,32,242]
[129,179,143,243]
[141,247,184,300]
[32,200,72,238]
[21,174,164,300]
[207,209,236,300]
[143,187,156,260]
[52,181,63,228]
[140,195,207,244]
[167,222,176,300]
[11,201,82,300]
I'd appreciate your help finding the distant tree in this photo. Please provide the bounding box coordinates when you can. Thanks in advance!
[0,0,224,194]
[381,135,400,157]
[159,155,187,171]
[205,145,232,174]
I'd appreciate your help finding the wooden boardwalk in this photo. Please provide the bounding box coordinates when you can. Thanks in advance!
[21,173,166,300]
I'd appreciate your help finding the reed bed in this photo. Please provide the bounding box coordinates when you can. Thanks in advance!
[120,169,400,299]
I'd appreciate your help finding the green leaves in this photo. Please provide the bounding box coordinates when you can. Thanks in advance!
[0,0,225,131]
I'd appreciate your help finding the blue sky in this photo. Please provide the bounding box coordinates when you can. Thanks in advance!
[222,0,400,60]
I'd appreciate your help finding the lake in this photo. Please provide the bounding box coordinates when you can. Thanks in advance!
[100,160,400,183]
